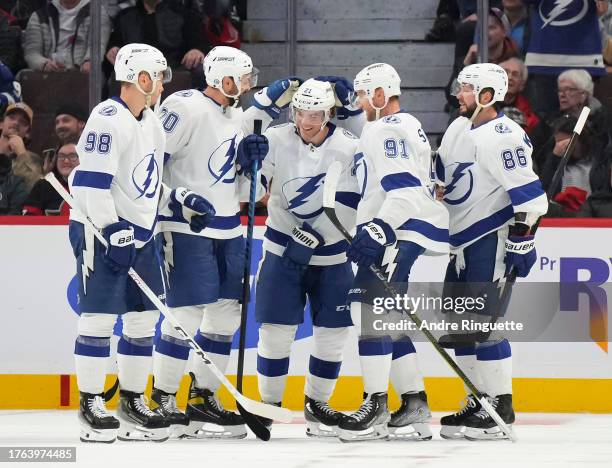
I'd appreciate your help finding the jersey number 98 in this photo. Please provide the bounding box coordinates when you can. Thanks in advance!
[501,146,527,171]
[84,132,112,154]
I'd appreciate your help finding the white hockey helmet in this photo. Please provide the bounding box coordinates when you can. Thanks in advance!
[352,63,401,120]
[454,63,508,107]
[114,43,171,85]
[203,46,258,99]
[290,79,336,130]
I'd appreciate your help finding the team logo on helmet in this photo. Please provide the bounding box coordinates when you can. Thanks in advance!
[99,105,117,116]
[443,162,474,206]
[208,136,237,186]
[132,152,160,199]
[283,174,326,220]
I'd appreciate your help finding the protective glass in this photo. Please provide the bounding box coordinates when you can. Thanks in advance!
[348,90,366,107]
[241,67,259,91]
[291,107,326,126]
[450,80,474,97]
[162,67,173,84]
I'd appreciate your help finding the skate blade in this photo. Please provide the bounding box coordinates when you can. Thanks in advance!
[169,424,188,439]
[338,424,389,443]
[117,422,169,442]
[305,420,338,438]
[440,425,467,440]
[464,424,513,441]
[181,420,247,440]
[388,423,432,441]
[79,427,117,443]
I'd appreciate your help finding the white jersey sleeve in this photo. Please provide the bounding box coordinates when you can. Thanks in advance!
[158,94,193,162]
[482,130,548,217]
[71,112,121,229]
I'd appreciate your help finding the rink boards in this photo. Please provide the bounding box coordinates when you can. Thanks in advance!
[0,217,611,412]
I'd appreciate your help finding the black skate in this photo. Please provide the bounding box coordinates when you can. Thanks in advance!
[388,391,432,441]
[184,375,246,439]
[150,387,189,437]
[440,394,482,439]
[116,390,170,442]
[463,394,515,441]
[78,392,120,443]
[338,392,390,442]
[304,396,346,438]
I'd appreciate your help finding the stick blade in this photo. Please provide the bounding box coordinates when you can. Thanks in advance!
[323,161,343,209]
[237,403,270,441]
[575,106,590,135]
[238,397,294,423]
[479,397,518,443]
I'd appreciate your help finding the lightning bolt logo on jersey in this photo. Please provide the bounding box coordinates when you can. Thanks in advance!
[283,174,325,220]
[208,136,237,186]
[132,152,160,199]
[353,152,368,199]
[443,162,474,206]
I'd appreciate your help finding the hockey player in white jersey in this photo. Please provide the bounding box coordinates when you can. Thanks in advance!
[254,78,361,438]
[69,44,215,443]
[436,63,548,440]
[337,63,449,442]
[150,45,300,438]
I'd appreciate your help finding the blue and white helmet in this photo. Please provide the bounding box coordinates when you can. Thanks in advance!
[203,46,258,99]
[114,43,171,85]
[455,63,508,107]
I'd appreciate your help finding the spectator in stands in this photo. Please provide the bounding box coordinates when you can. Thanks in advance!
[557,69,601,119]
[0,151,27,215]
[105,0,210,86]
[502,0,528,55]
[11,0,45,29]
[578,167,612,217]
[22,141,77,215]
[500,57,540,135]
[24,0,111,73]
[0,61,21,116]
[524,0,607,118]
[0,102,42,192]
[501,105,527,129]
[54,103,86,145]
[540,115,602,215]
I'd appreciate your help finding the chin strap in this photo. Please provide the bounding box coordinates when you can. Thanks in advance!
[135,79,161,109]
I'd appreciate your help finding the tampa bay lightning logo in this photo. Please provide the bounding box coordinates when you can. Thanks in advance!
[208,136,237,186]
[283,174,325,220]
[383,115,401,124]
[495,122,512,134]
[444,162,474,205]
[132,152,160,199]
[99,105,117,116]
[539,0,588,28]
[353,152,368,198]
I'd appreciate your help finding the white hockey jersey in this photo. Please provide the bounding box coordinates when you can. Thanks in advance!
[70,97,166,248]
[261,123,360,266]
[354,111,449,253]
[436,113,548,251]
[157,90,269,239]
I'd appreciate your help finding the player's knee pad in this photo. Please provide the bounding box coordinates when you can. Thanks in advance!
[312,326,348,362]
[122,310,159,338]
[160,305,203,338]
[77,313,117,337]
[258,323,298,359]
[199,299,241,336]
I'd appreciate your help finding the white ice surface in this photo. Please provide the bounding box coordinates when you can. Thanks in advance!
[1,411,612,467]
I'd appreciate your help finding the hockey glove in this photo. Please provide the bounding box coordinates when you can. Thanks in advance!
[347,218,396,268]
[170,187,216,233]
[282,223,324,269]
[102,220,136,274]
[236,134,269,177]
[504,235,536,278]
[315,75,363,120]
[252,77,302,119]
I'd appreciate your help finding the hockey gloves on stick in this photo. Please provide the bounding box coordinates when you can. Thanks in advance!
[102,220,136,274]
[236,134,269,177]
[252,77,302,119]
[504,235,536,278]
[282,223,324,269]
[170,187,216,233]
[347,218,396,267]
[315,75,363,120]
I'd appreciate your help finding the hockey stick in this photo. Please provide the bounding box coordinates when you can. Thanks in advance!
[235,119,272,441]
[45,173,293,428]
[322,162,517,442]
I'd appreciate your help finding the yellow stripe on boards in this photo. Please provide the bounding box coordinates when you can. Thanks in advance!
[1,375,611,413]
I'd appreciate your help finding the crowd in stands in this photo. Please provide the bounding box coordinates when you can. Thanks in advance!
[0,0,610,219]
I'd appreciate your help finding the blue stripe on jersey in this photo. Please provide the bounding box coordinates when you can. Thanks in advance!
[380,172,421,192]
[118,216,156,243]
[163,152,171,164]
[507,180,545,206]
[449,204,514,247]
[265,226,349,256]
[72,170,113,189]
[335,191,360,209]
[398,218,449,242]
[476,339,511,361]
